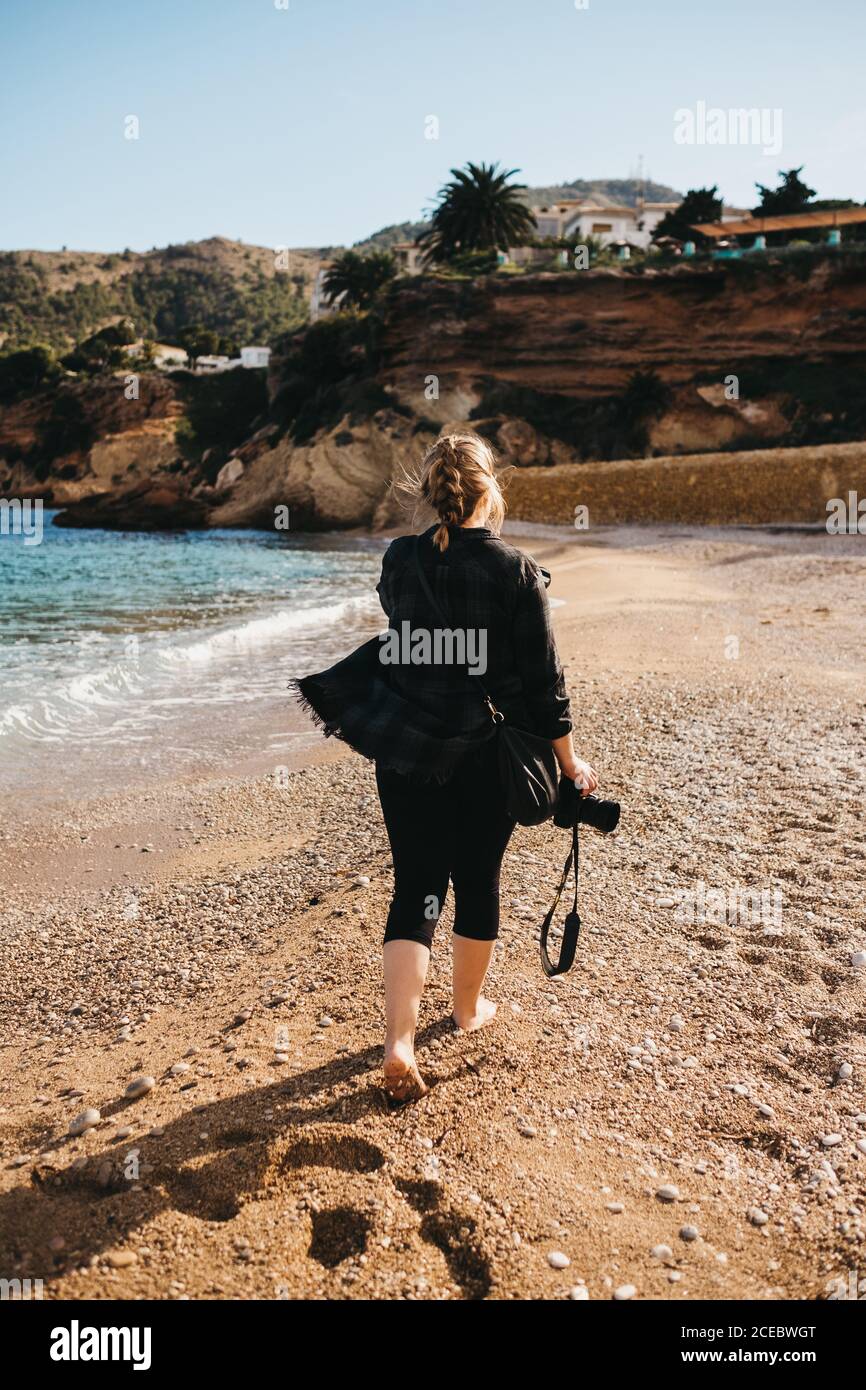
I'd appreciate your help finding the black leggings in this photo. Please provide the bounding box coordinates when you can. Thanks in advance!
[376,740,516,951]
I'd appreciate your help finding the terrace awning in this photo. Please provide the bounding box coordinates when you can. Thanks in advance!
[691,207,866,238]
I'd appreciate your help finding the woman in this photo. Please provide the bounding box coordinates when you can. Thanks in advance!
[296,432,596,1104]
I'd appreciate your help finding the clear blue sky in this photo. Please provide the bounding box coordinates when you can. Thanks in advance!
[1,0,863,252]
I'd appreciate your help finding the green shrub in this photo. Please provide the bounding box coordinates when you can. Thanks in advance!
[0,344,58,403]
[172,368,268,465]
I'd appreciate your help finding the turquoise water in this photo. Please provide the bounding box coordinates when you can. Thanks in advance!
[0,513,386,802]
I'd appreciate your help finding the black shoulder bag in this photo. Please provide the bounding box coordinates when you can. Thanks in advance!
[412,536,559,827]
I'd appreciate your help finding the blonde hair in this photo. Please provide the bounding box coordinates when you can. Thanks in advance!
[397,431,506,552]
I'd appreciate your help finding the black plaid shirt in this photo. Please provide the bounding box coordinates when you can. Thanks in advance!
[377,525,572,742]
[294,525,572,782]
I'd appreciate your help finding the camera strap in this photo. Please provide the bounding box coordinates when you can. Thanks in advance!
[539,823,581,977]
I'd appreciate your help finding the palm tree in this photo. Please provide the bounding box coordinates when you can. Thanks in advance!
[322,250,396,311]
[418,161,537,265]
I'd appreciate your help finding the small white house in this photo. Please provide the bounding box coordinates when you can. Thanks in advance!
[530,198,681,251]
[194,347,271,374]
[195,355,232,373]
[124,340,188,370]
[240,345,270,369]
[532,200,585,237]
[562,198,645,248]
[391,241,424,275]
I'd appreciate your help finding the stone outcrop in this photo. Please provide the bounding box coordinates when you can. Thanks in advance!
[52,479,209,531]
[0,374,188,507]
[208,409,437,531]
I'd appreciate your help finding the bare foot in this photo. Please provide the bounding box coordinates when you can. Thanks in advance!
[383,1040,428,1105]
[452,996,498,1032]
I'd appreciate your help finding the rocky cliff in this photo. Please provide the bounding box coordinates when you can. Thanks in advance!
[209,255,866,529]
[4,256,866,530]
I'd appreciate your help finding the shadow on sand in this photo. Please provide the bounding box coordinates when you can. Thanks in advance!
[1,1017,492,1299]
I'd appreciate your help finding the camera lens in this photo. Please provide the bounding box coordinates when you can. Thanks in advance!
[576,794,621,834]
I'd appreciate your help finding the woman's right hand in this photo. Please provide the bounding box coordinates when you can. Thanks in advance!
[566,757,598,796]
[552,735,598,795]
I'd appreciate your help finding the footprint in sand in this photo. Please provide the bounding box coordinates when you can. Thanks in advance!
[40,1124,491,1298]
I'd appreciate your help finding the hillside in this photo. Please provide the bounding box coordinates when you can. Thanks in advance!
[1,181,684,351]
[0,238,324,353]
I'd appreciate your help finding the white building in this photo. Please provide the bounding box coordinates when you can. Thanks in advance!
[124,340,188,370]
[564,198,642,246]
[240,345,270,369]
[311,265,340,323]
[195,355,232,373]
[531,197,680,250]
[531,196,758,253]
[194,347,271,373]
[391,241,424,275]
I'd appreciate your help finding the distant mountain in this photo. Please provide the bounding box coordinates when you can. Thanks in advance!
[353,220,430,252]
[0,237,324,353]
[525,176,682,207]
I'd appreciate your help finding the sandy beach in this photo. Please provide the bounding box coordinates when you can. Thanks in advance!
[2,522,865,1301]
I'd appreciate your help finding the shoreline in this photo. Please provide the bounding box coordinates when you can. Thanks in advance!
[2,523,865,1300]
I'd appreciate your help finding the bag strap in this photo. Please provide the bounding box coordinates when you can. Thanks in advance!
[412,534,454,627]
[413,536,501,723]
[539,823,581,977]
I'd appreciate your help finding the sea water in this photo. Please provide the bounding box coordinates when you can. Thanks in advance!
[0,514,386,803]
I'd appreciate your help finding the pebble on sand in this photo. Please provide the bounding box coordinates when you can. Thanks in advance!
[106,1249,137,1268]
[651,1244,673,1260]
[548,1251,571,1269]
[170,1063,190,1076]
[679,1225,699,1242]
[851,951,866,969]
[656,1184,680,1202]
[125,1076,155,1100]
[748,1208,770,1226]
[68,1108,100,1136]
[821,1133,843,1147]
[569,1285,589,1300]
[613,1284,636,1300]
[837,1062,853,1081]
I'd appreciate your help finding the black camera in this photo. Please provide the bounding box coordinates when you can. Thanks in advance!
[554,775,621,834]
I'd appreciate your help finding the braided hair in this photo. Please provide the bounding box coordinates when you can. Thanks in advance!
[416,432,505,552]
